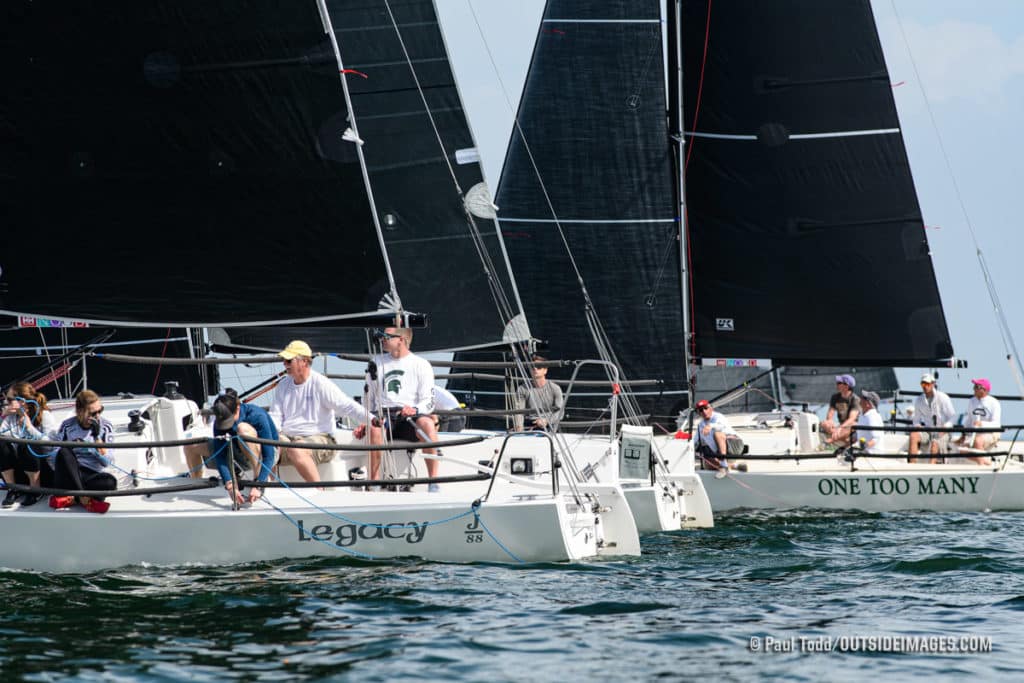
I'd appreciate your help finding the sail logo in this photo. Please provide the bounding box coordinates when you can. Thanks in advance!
[19,317,89,329]
[716,318,735,332]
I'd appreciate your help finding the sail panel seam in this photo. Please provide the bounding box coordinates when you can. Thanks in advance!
[686,128,900,140]
[498,218,676,224]
[543,19,662,24]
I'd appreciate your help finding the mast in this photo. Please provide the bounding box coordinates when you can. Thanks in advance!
[666,0,694,411]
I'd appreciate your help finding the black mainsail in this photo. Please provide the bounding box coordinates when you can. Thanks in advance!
[1,1,525,356]
[468,0,953,422]
[679,0,954,368]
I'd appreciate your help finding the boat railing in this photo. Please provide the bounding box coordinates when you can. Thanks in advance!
[0,431,497,506]
[710,423,1024,471]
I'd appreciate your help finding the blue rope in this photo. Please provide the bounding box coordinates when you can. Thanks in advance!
[471,503,524,564]
[259,497,377,560]
[236,439,525,562]
[236,438,474,528]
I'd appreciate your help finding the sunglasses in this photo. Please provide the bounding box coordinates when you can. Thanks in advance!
[89,407,104,417]
[698,405,711,412]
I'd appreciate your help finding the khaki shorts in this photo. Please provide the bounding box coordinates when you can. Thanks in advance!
[918,431,950,449]
[278,433,337,465]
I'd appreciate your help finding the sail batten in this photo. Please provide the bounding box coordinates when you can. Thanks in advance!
[457,0,688,418]
[681,0,954,368]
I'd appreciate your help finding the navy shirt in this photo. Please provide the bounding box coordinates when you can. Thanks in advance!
[214,403,278,483]
[56,416,114,473]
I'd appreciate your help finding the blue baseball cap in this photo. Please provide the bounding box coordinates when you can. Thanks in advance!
[835,374,856,388]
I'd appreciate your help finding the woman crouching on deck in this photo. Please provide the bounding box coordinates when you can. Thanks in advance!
[50,390,116,514]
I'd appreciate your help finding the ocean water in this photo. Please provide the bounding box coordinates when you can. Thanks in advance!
[2,510,1023,681]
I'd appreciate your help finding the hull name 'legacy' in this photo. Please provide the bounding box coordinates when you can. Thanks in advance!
[296,519,428,547]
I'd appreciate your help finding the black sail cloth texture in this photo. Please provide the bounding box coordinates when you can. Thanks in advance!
[679,0,953,366]
[466,0,688,419]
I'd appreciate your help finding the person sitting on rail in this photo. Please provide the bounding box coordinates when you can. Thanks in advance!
[186,389,278,505]
[854,390,884,454]
[50,390,116,514]
[269,340,374,484]
[362,327,440,491]
[956,378,1001,466]
[1,382,58,508]
[908,373,956,464]
[694,399,741,478]
[821,374,860,447]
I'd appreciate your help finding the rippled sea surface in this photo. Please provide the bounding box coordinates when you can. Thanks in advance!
[4,510,1024,681]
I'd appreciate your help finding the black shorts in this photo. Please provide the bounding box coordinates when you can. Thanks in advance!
[384,411,421,442]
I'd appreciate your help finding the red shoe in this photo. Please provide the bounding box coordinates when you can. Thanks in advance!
[49,495,75,509]
[84,499,110,514]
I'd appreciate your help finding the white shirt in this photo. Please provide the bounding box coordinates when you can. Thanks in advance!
[913,389,956,429]
[966,394,1001,429]
[696,412,736,454]
[269,369,370,436]
[0,409,59,442]
[368,352,435,414]
[432,385,462,411]
[855,408,884,453]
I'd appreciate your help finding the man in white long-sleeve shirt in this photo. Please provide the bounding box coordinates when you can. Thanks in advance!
[957,378,1001,466]
[269,340,373,483]
[908,373,957,463]
[365,327,441,489]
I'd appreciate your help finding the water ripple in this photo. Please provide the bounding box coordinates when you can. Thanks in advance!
[2,512,1024,680]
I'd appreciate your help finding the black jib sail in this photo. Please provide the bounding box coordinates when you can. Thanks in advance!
[679,0,954,368]
[477,0,687,418]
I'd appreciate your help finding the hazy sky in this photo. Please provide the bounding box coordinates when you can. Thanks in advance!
[435,0,1024,420]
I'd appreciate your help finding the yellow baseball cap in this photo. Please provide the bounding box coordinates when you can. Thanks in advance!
[279,340,313,360]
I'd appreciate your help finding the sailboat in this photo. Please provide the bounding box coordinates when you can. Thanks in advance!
[474,0,1024,513]
[0,0,646,571]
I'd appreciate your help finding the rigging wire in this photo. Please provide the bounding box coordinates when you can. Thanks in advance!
[464,0,646,425]
[381,0,524,345]
[890,0,1024,398]
[149,327,173,395]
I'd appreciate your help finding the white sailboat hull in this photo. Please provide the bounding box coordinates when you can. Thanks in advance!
[0,486,637,573]
[0,397,642,572]
[700,460,1024,513]
[443,430,713,533]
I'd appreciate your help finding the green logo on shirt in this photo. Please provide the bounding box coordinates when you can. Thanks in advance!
[384,369,405,395]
